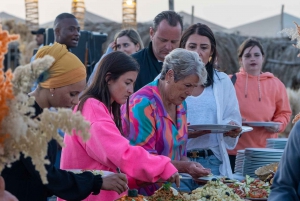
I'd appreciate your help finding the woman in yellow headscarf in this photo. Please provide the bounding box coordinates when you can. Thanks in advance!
[2,43,128,201]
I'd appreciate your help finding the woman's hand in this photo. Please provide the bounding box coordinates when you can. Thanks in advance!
[0,176,18,201]
[101,173,128,194]
[188,130,211,138]
[108,41,116,50]
[224,121,242,138]
[173,161,211,178]
[166,172,180,187]
[186,161,211,178]
[265,125,280,133]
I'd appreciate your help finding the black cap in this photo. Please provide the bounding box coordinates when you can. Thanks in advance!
[31,28,45,35]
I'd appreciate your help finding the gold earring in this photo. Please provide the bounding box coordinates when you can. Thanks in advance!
[208,56,212,62]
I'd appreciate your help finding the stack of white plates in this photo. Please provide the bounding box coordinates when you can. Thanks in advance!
[242,148,284,177]
[234,150,245,174]
[266,138,288,149]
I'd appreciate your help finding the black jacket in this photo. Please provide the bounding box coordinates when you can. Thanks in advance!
[132,42,163,92]
[2,102,102,201]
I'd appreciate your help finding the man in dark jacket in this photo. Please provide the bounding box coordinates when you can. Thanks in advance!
[268,120,300,200]
[132,10,183,91]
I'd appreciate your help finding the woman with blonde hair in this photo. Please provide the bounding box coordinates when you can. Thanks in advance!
[88,28,144,85]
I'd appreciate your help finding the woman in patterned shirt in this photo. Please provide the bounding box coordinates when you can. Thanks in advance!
[122,48,210,195]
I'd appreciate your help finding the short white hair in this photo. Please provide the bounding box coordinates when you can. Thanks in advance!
[160,48,207,85]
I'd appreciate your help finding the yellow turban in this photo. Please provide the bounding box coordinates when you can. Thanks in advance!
[35,42,86,89]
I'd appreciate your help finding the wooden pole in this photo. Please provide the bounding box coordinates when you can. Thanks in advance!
[191,5,194,25]
[169,0,174,11]
[281,4,284,37]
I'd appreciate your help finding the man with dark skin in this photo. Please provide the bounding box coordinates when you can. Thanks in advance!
[31,13,80,62]
[53,13,80,49]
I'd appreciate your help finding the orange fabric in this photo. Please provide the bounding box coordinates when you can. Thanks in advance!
[35,42,86,89]
[0,25,18,145]
[228,68,292,155]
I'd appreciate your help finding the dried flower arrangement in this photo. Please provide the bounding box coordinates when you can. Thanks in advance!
[281,22,300,56]
[0,25,91,184]
[281,22,300,123]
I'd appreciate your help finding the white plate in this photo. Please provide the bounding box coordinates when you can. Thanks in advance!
[188,124,239,133]
[266,138,288,141]
[245,148,284,152]
[197,175,223,181]
[66,169,113,176]
[240,126,253,134]
[179,173,193,180]
[243,121,282,127]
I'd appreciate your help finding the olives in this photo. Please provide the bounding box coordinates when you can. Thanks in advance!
[127,189,138,197]
[211,178,217,181]
[205,194,211,199]
[225,192,230,196]
[225,178,231,180]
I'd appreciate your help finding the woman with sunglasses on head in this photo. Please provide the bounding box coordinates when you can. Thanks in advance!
[178,23,242,192]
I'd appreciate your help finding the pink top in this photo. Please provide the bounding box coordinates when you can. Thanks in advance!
[58,98,177,201]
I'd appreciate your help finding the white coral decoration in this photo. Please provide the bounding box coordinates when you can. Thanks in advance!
[25,108,90,184]
[1,55,91,184]
[280,22,300,55]
[12,55,55,93]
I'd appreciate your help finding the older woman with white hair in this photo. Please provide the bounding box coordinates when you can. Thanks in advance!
[121,48,210,195]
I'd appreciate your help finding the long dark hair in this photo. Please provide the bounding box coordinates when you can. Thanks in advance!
[78,51,140,134]
[179,23,217,87]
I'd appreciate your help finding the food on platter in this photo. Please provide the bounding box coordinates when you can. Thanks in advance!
[115,189,147,201]
[183,178,243,201]
[227,175,270,199]
[255,162,278,182]
[147,183,186,201]
[220,177,238,183]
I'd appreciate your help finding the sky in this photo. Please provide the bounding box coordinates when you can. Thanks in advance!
[1,0,300,28]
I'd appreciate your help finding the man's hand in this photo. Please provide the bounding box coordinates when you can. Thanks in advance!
[172,161,211,178]
[101,173,128,195]
[0,176,18,201]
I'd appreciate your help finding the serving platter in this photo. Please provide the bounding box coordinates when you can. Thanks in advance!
[245,198,267,201]
[188,124,239,133]
[243,121,282,127]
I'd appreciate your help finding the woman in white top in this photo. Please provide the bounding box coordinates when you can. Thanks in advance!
[179,23,242,191]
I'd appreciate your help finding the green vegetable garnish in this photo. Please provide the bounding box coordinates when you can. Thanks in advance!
[162,182,172,190]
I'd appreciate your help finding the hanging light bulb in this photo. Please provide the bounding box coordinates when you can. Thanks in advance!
[126,0,133,5]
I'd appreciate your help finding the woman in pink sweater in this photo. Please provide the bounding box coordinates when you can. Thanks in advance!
[227,38,292,171]
[59,51,179,201]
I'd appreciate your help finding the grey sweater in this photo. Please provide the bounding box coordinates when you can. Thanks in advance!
[269,121,300,201]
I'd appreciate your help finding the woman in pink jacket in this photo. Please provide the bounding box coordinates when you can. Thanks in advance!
[59,51,179,201]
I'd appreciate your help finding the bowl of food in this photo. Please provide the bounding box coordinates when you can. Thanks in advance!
[255,162,279,181]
